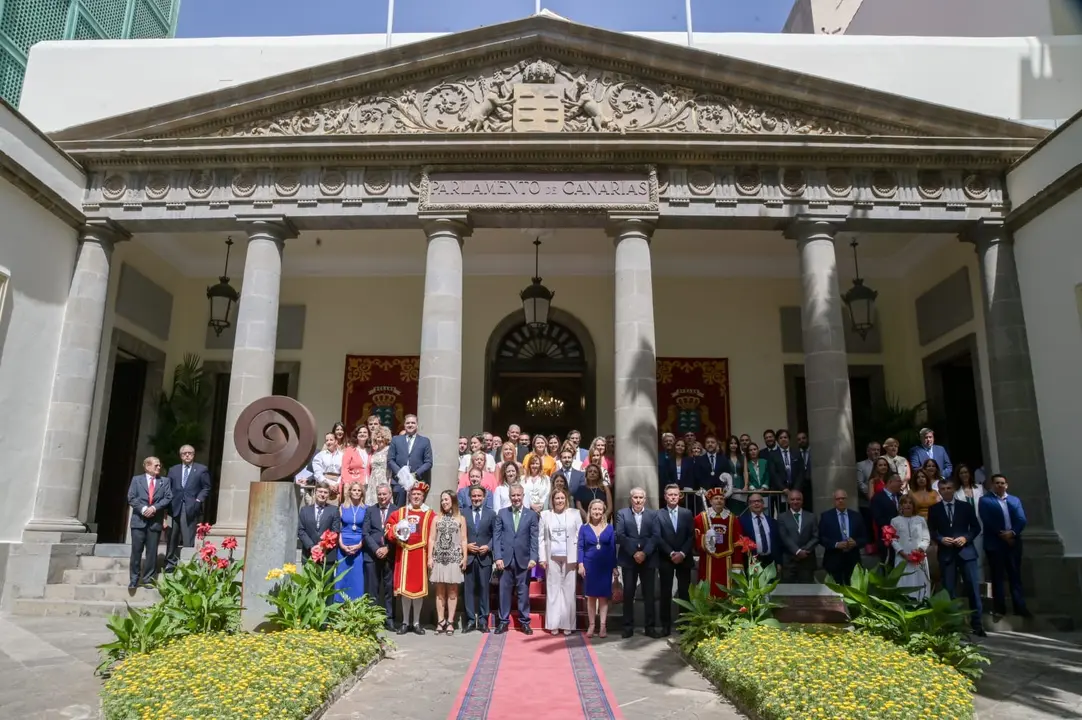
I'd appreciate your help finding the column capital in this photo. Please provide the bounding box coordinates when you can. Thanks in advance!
[783,214,848,242]
[606,212,657,243]
[419,212,472,242]
[958,218,1008,250]
[81,218,131,248]
[234,214,299,242]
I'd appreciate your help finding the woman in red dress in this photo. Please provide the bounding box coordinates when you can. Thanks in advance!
[693,487,746,597]
[385,482,435,634]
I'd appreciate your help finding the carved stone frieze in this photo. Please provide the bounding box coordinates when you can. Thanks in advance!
[201,58,870,139]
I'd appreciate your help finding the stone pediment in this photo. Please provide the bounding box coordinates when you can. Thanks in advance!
[50,15,1046,144]
[203,56,870,139]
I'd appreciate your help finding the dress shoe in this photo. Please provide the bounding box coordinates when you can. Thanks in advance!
[413,625,426,635]
[661,626,672,637]
[127,583,138,590]
[479,622,490,634]
[464,621,477,633]
[972,626,987,637]
[646,628,663,639]
[397,624,409,636]
[385,620,396,632]
[521,626,533,635]
[622,628,634,639]
[494,624,508,634]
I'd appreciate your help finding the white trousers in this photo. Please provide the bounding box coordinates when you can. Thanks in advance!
[545,556,577,631]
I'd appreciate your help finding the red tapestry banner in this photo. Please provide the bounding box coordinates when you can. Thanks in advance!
[342,356,420,434]
[656,358,731,443]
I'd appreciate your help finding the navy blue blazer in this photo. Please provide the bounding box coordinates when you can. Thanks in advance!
[978,493,1027,552]
[927,499,981,563]
[362,502,398,560]
[693,453,735,491]
[677,457,696,488]
[463,504,497,568]
[552,466,587,496]
[127,474,173,531]
[614,508,660,568]
[819,508,867,549]
[658,451,677,488]
[738,511,782,560]
[457,486,495,511]
[908,443,953,478]
[493,506,539,569]
[656,505,695,561]
[387,433,433,486]
[870,491,900,541]
[166,462,212,518]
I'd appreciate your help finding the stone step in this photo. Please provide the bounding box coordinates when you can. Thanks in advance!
[12,598,155,618]
[986,613,1075,633]
[78,556,129,571]
[62,568,131,585]
[44,584,161,602]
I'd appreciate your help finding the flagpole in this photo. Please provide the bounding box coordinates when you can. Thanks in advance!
[386,0,395,48]
[685,0,694,46]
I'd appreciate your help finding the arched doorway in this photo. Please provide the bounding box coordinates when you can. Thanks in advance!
[484,309,595,441]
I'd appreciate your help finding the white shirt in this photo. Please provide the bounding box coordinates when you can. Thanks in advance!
[312,448,343,485]
[143,474,157,511]
[521,475,551,511]
[749,512,771,555]
[633,510,644,533]
[549,511,568,557]
[493,485,512,512]
[459,454,497,473]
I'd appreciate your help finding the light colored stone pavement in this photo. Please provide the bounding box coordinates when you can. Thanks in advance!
[976,631,1082,719]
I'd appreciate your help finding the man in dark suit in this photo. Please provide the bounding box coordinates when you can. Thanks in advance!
[506,424,529,462]
[463,485,497,633]
[298,485,341,564]
[658,433,677,497]
[164,445,212,573]
[978,474,1031,619]
[656,484,694,635]
[493,484,539,634]
[739,493,782,570]
[768,429,807,497]
[819,489,866,585]
[778,489,819,583]
[387,414,433,506]
[871,474,902,565]
[929,478,986,636]
[457,468,495,511]
[556,448,587,495]
[126,456,172,589]
[364,482,397,630]
[693,435,735,495]
[615,487,661,638]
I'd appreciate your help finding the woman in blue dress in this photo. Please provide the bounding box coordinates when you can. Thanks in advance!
[336,482,367,602]
[577,499,618,638]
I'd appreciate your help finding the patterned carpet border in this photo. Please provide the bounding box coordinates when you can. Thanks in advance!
[453,633,507,720]
[566,634,619,720]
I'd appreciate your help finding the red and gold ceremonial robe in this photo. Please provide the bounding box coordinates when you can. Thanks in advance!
[694,508,746,597]
[385,506,435,599]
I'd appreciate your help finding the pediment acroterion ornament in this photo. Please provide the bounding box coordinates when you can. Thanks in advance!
[204,58,867,138]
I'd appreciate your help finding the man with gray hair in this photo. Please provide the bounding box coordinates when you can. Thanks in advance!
[616,486,662,638]
[908,427,953,478]
[164,444,212,573]
[363,482,398,630]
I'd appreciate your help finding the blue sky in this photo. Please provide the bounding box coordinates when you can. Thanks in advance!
[175,0,796,38]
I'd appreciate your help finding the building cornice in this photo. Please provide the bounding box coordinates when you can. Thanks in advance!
[0,148,86,229]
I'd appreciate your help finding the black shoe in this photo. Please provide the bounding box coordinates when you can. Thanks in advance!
[385,620,396,632]
[1017,608,1034,619]
[464,621,477,634]
[397,624,409,636]
[413,625,426,636]
[646,628,663,639]
[494,624,508,634]
[127,583,138,590]
[973,626,988,637]
[522,626,533,635]
[479,623,490,634]
[622,628,634,639]
[661,626,672,637]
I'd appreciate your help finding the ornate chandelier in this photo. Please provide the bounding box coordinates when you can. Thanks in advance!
[526,390,565,418]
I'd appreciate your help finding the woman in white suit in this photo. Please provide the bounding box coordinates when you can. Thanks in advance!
[539,488,582,635]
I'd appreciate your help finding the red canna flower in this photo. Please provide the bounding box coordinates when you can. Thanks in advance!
[908,549,927,565]
[319,530,339,550]
[196,523,213,540]
[735,536,757,554]
[216,557,230,570]
[881,525,898,545]
[199,544,217,562]
[310,545,325,563]
[739,606,748,613]
[222,536,238,551]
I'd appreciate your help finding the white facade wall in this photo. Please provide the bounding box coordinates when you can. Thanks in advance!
[18,32,1082,133]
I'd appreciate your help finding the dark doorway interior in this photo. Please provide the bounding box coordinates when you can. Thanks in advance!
[928,351,983,472]
[204,371,291,524]
[94,351,148,543]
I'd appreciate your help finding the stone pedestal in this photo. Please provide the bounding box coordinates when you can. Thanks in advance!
[610,214,660,509]
[787,217,855,515]
[240,481,300,631]
[771,583,848,624]
[417,215,470,498]
[27,222,129,533]
[217,218,296,536]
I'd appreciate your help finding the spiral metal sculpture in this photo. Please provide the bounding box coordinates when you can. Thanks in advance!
[233,396,318,482]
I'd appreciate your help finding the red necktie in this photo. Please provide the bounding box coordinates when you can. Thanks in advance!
[148,477,155,505]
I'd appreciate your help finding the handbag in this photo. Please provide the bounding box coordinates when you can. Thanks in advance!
[611,577,624,603]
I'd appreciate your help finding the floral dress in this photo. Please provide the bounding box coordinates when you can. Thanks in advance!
[429,514,464,584]
[366,447,388,506]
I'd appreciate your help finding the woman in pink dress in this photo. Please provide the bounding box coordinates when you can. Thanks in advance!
[458,451,496,493]
[341,425,370,502]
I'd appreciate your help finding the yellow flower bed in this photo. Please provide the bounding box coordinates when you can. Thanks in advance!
[694,627,975,720]
[101,630,379,720]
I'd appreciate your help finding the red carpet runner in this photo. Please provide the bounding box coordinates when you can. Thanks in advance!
[449,631,623,720]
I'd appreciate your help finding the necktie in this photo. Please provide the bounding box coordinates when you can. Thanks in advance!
[513,509,520,532]
[839,511,848,540]
[671,508,678,532]
[380,507,387,525]
[474,509,481,526]
[783,450,791,477]
[182,465,190,488]
[755,515,769,555]
[147,477,155,505]
[794,511,802,534]
[891,493,898,510]
[407,435,414,454]
[316,506,323,527]
[946,502,954,524]
[709,454,716,472]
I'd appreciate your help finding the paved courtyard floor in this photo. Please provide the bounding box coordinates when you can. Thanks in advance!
[2,613,1082,719]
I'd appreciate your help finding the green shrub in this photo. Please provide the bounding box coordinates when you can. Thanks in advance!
[330,595,389,641]
[97,604,178,675]
[262,559,344,630]
[156,539,242,636]
[100,630,378,720]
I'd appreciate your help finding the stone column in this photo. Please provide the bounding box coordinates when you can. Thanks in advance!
[609,214,660,510]
[27,221,130,533]
[417,214,470,498]
[962,220,1052,529]
[786,216,855,515]
[216,217,297,535]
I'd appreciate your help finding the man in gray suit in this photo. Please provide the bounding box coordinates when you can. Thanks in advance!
[778,489,819,583]
[127,456,173,589]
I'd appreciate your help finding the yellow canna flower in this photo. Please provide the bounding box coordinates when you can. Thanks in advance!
[282,563,297,574]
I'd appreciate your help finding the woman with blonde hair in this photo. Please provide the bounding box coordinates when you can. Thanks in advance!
[496,441,521,478]
[587,437,615,487]
[890,494,932,601]
[540,488,582,635]
[577,499,618,638]
[523,434,558,478]
[341,425,370,503]
[458,451,497,493]
[428,489,467,635]
[365,425,392,506]
[882,437,911,489]
[521,454,552,513]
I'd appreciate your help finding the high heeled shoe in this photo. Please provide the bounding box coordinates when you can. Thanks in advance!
[598,623,608,638]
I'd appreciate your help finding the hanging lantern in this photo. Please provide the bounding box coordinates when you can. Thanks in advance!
[841,237,878,340]
[206,237,240,336]
[520,238,554,330]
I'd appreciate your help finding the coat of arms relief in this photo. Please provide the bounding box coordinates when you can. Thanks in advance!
[206,58,872,138]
